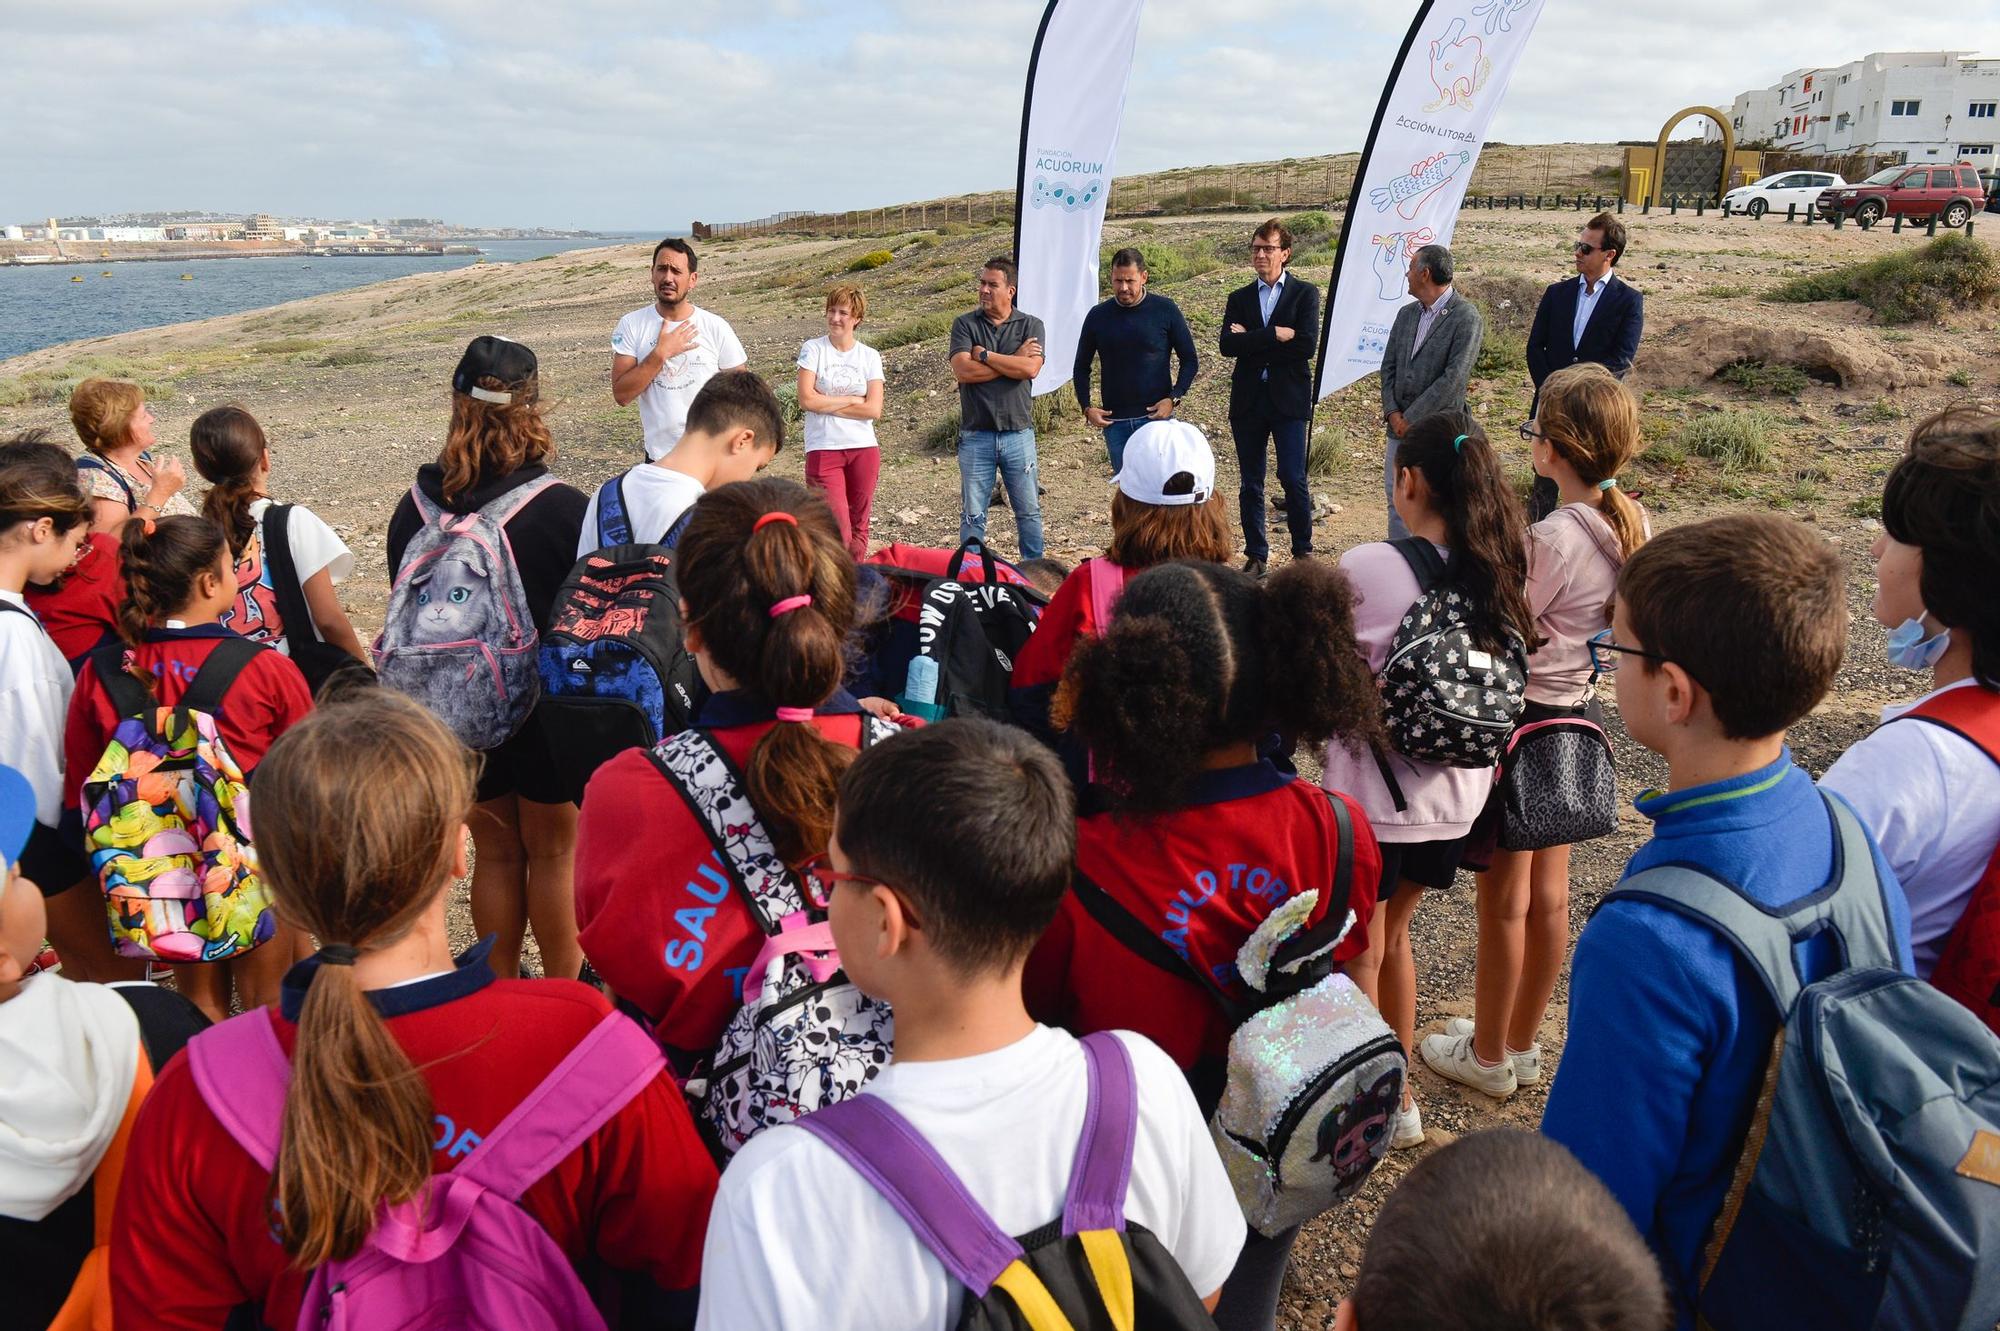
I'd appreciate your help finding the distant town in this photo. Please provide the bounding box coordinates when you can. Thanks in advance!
[0,213,616,265]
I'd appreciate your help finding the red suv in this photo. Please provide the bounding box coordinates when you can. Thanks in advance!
[1817,163,1985,228]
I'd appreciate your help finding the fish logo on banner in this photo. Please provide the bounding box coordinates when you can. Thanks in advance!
[1030,150,1106,212]
[1314,0,1548,400]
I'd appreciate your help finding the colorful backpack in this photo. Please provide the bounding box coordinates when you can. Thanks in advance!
[81,640,273,963]
[187,1007,663,1331]
[655,721,898,1156]
[375,477,555,751]
[534,479,703,803]
[1607,794,2000,1331]
[1071,793,1402,1234]
[1897,685,2000,1035]
[800,1032,1219,1330]
[1379,537,1527,768]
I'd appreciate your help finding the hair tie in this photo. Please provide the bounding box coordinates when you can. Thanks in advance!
[318,943,360,967]
[768,594,813,618]
[774,706,815,723]
[1598,478,1618,492]
[1452,434,1468,454]
[753,511,798,532]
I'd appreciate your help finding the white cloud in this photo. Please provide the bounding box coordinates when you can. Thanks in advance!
[2,0,1995,229]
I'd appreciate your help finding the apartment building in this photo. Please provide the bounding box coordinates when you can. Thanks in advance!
[1709,51,1999,168]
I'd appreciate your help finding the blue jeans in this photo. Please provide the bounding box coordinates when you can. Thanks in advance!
[1383,431,1411,540]
[1102,417,1148,473]
[959,428,1044,560]
[1231,413,1311,561]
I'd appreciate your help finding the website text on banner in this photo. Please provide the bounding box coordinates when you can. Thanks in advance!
[1014,0,1148,398]
[1316,0,1547,398]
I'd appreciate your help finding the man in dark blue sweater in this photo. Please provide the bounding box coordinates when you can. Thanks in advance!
[1072,248,1198,472]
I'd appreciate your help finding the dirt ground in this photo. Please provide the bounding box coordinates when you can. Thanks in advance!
[5,204,1995,1327]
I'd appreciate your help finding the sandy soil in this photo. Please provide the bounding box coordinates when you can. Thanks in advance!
[5,205,1995,1327]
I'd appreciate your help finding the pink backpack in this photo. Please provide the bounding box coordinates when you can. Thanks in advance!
[187,1006,663,1331]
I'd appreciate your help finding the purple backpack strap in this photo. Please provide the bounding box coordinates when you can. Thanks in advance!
[187,1009,293,1174]
[797,1092,1023,1297]
[453,1009,665,1200]
[1086,558,1128,633]
[1063,1031,1137,1235]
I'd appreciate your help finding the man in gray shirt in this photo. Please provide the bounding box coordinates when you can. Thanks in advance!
[1379,243,1483,539]
[948,256,1046,559]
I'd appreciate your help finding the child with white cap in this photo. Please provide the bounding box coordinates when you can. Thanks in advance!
[1009,419,1234,778]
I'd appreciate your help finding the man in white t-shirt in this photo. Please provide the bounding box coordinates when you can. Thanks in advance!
[611,238,748,461]
[696,721,1243,1331]
[577,369,785,556]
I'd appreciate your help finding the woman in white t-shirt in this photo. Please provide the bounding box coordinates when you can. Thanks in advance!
[189,405,367,686]
[797,284,886,558]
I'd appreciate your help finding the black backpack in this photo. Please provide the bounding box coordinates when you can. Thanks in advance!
[259,503,375,697]
[534,478,704,804]
[909,539,1042,720]
[1379,537,1527,768]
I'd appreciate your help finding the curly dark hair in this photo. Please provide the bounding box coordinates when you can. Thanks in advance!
[1053,559,1383,813]
[1395,413,1538,653]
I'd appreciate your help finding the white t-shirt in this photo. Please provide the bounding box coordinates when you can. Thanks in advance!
[575,463,708,557]
[244,498,353,650]
[1820,678,2000,977]
[796,335,885,452]
[611,305,749,461]
[0,592,75,828]
[695,1025,1245,1331]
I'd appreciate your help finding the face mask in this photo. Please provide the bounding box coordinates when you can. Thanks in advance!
[1885,616,1950,671]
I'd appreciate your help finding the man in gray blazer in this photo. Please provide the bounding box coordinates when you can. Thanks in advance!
[1379,244,1483,538]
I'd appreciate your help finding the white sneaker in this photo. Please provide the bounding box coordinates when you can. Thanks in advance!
[1390,1100,1426,1150]
[1420,1032,1519,1098]
[1443,1017,1542,1085]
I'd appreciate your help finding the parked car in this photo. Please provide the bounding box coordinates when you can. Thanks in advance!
[1817,163,1986,228]
[1724,170,1846,218]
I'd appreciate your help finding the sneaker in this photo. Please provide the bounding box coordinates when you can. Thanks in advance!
[1419,1032,1518,1098]
[1389,1100,1425,1150]
[1243,556,1268,579]
[1443,1017,1543,1085]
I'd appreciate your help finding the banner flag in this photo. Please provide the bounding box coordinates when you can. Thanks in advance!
[1314,0,1547,399]
[1014,0,1147,397]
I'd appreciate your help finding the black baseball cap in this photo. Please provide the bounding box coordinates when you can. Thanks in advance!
[452,336,538,404]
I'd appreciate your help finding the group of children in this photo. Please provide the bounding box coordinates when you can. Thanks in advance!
[0,324,1996,1331]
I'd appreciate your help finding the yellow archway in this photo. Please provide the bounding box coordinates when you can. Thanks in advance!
[1652,106,1733,208]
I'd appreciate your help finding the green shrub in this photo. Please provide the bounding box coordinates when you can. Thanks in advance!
[1474,324,1528,379]
[1862,398,1904,422]
[924,406,962,451]
[1846,494,1883,519]
[1948,367,1976,387]
[1458,272,1542,334]
[847,250,894,273]
[1306,428,1346,477]
[316,347,382,368]
[1718,359,1809,398]
[774,383,802,427]
[873,311,958,351]
[1642,436,1689,469]
[1098,237,1222,288]
[1673,410,1779,472]
[1763,234,2000,323]
[1032,392,1072,437]
[1285,210,1336,250]
[252,337,323,355]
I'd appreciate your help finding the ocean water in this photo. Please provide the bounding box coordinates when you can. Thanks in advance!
[0,237,651,363]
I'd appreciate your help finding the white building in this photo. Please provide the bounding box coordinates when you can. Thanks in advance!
[1710,51,1999,168]
[100,226,167,242]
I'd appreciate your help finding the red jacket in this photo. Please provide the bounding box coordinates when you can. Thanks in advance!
[1024,762,1380,1105]
[25,532,123,667]
[109,944,718,1330]
[575,691,870,1072]
[63,625,313,807]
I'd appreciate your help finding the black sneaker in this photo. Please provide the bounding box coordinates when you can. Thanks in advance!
[1243,557,1268,579]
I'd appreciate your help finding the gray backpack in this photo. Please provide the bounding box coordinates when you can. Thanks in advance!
[375,476,556,750]
[1607,793,2000,1331]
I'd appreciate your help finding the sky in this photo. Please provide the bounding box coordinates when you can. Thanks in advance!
[5,0,1996,231]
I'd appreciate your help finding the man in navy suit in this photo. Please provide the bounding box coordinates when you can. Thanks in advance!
[1526,211,1644,517]
[1219,218,1320,577]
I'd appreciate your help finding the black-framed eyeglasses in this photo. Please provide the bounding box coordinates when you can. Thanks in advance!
[798,853,882,911]
[1519,421,1544,442]
[1587,627,1671,678]
[1250,243,1285,255]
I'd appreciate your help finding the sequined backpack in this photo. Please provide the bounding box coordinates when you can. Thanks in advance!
[1379,537,1527,768]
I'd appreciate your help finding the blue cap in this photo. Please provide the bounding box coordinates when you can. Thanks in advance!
[0,764,34,868]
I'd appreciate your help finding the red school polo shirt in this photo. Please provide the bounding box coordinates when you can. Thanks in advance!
[62,625,314,808]
[24,531,123,667]
[573,690,870,1075]
[1024,761,1381,1084]
[109,941,718,1331]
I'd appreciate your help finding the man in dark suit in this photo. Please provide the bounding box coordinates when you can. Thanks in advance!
[1379,244,1484,539]
[1526,211,1644,517]
[1219,218,1320,577]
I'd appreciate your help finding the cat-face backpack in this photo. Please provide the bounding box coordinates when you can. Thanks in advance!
[375,477,555,751]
